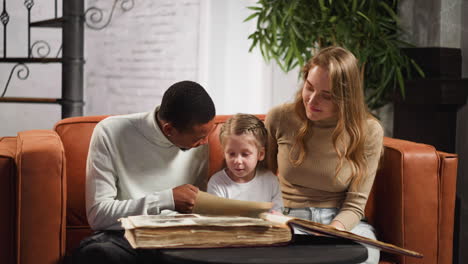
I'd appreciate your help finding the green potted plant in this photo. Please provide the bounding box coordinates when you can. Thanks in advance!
[245,0,423,110]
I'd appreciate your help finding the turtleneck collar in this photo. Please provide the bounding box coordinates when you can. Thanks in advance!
[141,106,175,148]
[310,116,338,128]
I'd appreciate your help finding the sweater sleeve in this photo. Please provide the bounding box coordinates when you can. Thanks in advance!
[85,123,174,231]
[269,173,284,212]
[265,106,281,174]
[333,119,384,231]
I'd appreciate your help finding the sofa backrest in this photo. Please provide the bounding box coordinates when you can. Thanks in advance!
[366,138,457,264]
[54,116,109,253]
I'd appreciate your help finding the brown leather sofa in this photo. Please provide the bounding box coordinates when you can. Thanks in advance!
[0,115,458,264]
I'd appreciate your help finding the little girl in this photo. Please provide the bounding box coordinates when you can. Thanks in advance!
[207,114,283,212]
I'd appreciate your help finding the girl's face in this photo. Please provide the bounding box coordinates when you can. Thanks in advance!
[223,134,265,183]
[302,65,338,121]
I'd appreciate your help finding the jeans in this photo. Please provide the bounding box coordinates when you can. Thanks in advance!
[284,207,380,264]
[68,230,165,264]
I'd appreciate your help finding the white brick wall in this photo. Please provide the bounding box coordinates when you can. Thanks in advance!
[85,0,200,115]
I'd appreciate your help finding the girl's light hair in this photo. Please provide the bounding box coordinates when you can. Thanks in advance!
[219,114,268,168]
[290,46,375,189]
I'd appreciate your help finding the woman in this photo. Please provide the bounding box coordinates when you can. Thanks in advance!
[265,46,383,264]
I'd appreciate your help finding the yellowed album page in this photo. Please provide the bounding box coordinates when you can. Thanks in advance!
[193,191,272,217]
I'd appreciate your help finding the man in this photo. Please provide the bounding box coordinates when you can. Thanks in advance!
[73,80,216,263]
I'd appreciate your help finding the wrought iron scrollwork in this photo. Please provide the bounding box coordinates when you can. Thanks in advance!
[1,0,9,58]
[29,41,61,58]
[85,0,134,30]
[0,7,8,25]
[1,63,30,97]
[24,0,34,10]
[56,44,62,58]
[30,40,51,58]
[25,0,35,58]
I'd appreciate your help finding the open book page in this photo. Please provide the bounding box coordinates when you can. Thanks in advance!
[122,214,278,229]
[259,213,423,258]
[193,191,272,217]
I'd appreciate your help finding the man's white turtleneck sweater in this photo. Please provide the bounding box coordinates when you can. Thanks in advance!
[86,106,208,230]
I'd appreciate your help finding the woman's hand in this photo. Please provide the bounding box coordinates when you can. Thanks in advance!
[330,220,346,231]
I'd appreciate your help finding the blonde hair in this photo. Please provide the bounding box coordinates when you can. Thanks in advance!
[219,114,268,168]
[290,46,374,189]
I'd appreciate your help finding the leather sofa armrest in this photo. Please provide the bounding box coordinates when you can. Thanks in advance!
[16,130,66,264]
[0,137,17,264]
[437,151,457,264]
[374,137,441,264]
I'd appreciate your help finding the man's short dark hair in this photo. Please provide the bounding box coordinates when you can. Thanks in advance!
[158,80,216,132]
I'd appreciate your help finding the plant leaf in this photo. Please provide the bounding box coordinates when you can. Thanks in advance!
[244,12,259,22]
[379,2,400,23]
[291,24,304,40]
[395,67,405,99]
[410,59,425,78]
[356,11,371,23]
[247,6,263,11]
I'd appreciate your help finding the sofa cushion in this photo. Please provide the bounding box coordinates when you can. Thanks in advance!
[55,116,109,254]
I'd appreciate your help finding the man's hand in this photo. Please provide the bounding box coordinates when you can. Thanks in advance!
[173,184,199,213]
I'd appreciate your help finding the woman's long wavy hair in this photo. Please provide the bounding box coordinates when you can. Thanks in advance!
[290,46,372,189]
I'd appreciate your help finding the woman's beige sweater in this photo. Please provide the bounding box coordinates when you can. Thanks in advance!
[265,104,383,230]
